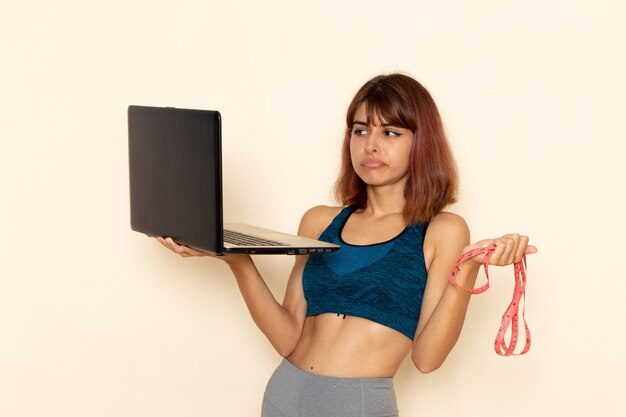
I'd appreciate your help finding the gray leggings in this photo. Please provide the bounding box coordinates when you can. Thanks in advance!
[261,359,399,417]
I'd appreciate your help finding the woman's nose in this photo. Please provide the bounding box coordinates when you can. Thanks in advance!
[365,132,381,153]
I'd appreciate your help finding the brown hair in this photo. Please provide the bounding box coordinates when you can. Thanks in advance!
[334,73,459,224]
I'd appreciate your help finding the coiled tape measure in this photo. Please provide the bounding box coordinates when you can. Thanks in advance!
[450,244,531,356]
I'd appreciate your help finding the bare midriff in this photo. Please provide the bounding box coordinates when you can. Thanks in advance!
[287,313,412,378]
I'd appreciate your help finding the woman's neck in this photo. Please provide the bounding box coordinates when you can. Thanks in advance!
[362,182,406,218]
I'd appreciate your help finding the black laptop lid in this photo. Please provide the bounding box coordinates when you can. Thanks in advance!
[128,105,223,252]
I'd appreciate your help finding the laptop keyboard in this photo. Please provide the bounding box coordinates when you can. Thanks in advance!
[223,229,285,247]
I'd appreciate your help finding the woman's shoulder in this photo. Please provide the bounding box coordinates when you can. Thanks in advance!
[422,212,470,269]
[298,205,345,239]
[429,211,467,230]
[425,211,470,247]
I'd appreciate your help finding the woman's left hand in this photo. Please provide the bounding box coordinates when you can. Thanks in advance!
[462,234,538,266]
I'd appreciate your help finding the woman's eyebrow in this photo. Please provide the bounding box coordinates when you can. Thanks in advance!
[353,120,399,128]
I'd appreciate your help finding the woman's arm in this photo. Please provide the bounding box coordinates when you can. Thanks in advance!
[156,205,336,357]
[226,251,307,357]
[410,212,535,373]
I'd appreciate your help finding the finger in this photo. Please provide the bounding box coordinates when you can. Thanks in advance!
[163,237,185,254]
[168,238,211,257]
[525,245,538,254]
[165,237,182,251]
[158,236,179,252]
[502,234,521,264]
[185,247,210,256]
[490,237,508,265]
[173,241,210,256]
[513,235,529,262]
[493,237,516,265]
[158,239,172,251]
[172,244,189,256]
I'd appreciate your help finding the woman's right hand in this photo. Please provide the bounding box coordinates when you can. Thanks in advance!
[155,236,252,267]
[156,236,212,257]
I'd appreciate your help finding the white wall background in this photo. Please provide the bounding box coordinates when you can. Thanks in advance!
[1,0,624,416]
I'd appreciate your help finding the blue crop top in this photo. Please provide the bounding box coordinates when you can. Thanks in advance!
[302,206,429,340]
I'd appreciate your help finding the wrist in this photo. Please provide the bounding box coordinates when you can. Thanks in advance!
[225,255,254,273]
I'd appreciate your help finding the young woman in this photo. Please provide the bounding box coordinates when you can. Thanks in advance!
[156,73,536,417]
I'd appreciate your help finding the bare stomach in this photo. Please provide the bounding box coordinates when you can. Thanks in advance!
[286,313,413,378]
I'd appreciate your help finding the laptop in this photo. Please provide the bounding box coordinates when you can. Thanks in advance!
[128,105,340,255]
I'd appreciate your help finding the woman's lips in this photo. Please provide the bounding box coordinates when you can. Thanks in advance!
[360,159,386,168]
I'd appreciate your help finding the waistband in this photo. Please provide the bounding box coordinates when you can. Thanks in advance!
[279,359,394,387]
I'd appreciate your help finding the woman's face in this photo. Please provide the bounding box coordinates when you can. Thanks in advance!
[349,103,414,188]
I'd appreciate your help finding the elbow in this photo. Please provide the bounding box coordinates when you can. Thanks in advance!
[275,342,296,358]
[413,359,441,374]
[267,313,303,358]
[411,353,444,374]
[273,327,301,358]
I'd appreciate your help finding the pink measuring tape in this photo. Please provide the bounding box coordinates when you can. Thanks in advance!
[449,244,531,356]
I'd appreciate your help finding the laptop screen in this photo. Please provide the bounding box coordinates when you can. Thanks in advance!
[128,105,223,252]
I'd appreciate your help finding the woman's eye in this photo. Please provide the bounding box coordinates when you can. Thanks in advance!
[384,130,401,137]
[352,128,367,136]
